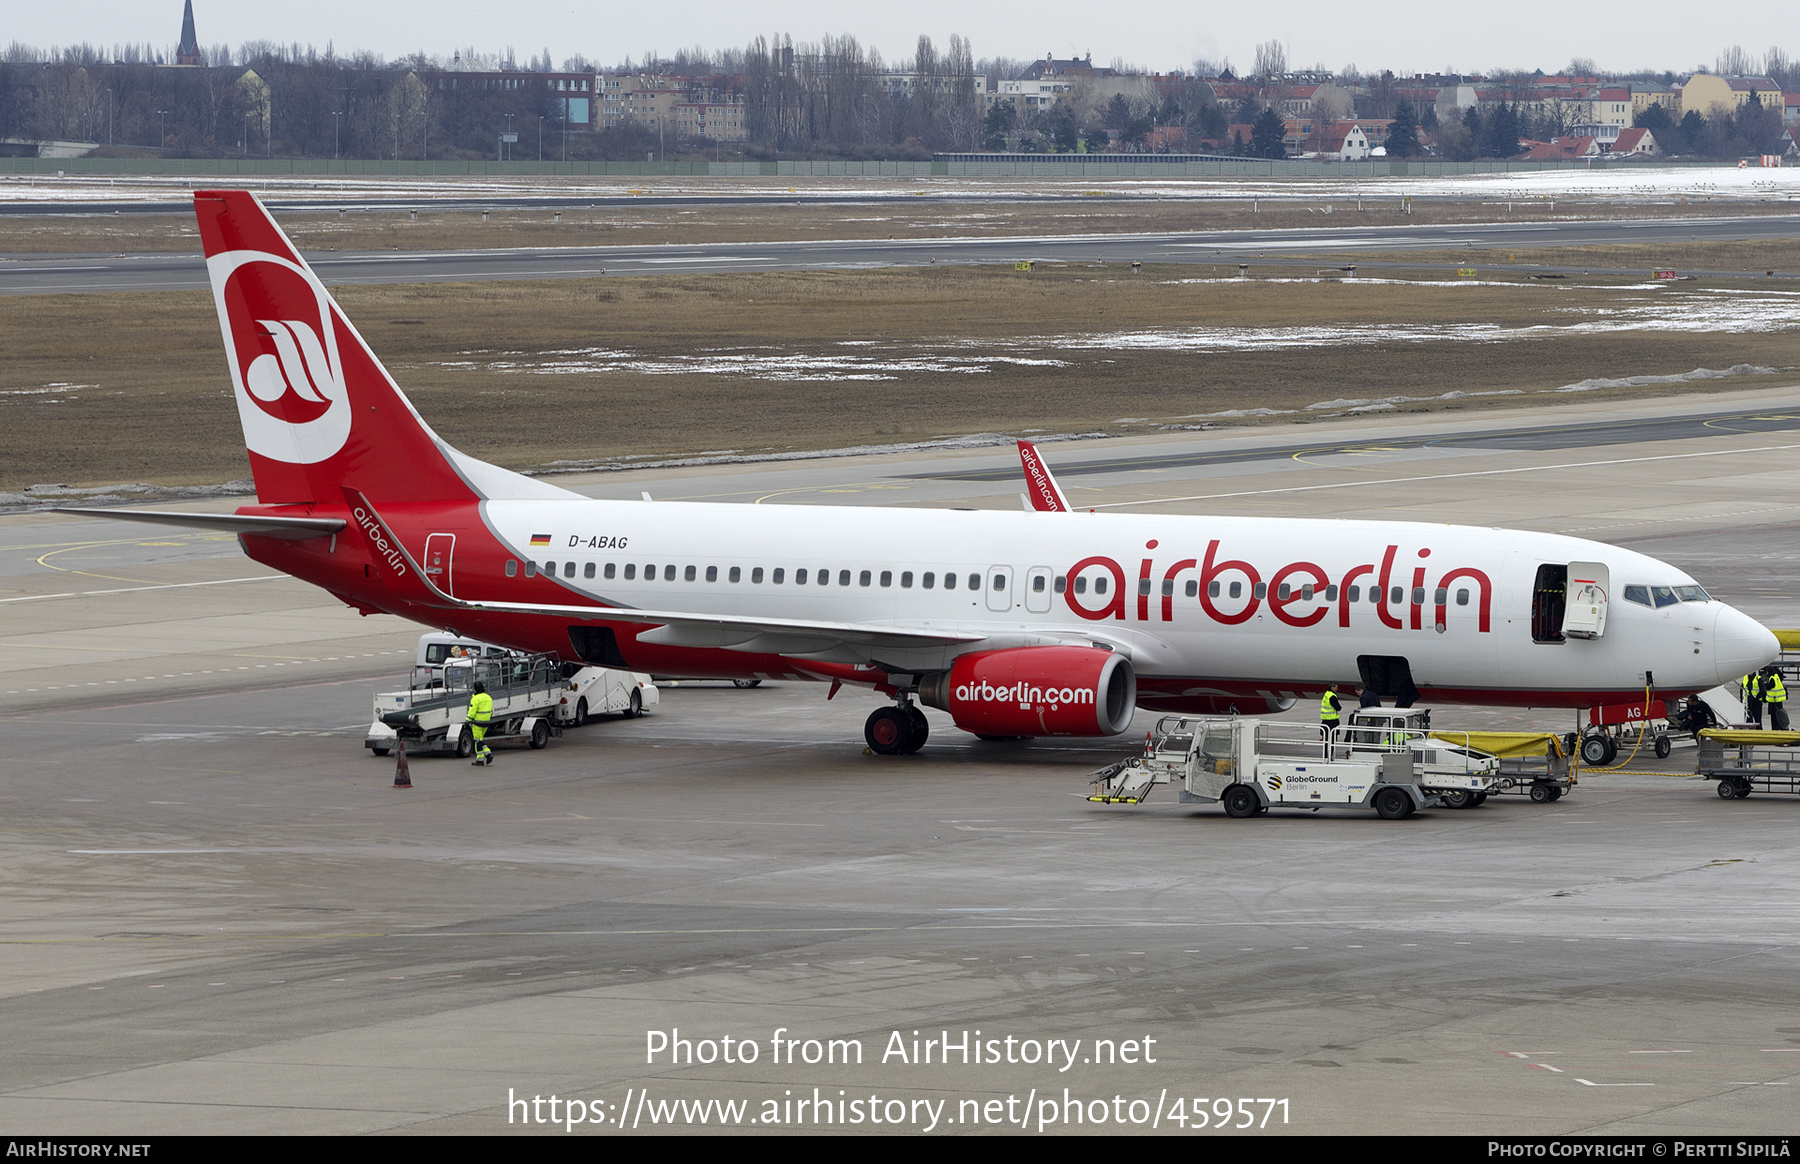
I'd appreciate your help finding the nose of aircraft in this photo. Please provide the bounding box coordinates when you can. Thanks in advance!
[1712,604,1780,685]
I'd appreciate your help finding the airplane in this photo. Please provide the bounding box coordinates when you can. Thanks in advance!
[63,190,1779,756]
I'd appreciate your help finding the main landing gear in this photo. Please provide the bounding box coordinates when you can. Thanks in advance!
[865,701,929,755]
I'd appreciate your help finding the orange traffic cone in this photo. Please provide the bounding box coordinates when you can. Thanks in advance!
[393,738,412,789]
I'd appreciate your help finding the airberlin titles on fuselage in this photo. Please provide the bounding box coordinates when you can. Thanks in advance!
[1063,540,1488,632]
[519,530,1489,634]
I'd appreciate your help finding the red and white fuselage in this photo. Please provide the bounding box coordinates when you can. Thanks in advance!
[74,191,1777,751]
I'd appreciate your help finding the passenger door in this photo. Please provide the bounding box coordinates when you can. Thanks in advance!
[425,533,456,596]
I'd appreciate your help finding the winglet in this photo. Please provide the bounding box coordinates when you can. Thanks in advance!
[1017,440,1070,512]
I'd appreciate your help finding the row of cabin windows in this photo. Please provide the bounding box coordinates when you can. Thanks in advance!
[498,558,1472,606]
[1196,581,1473,605]
[506,560,992,590]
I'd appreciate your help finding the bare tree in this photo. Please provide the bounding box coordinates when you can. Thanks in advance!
[1763,46,1797,88]
[1253,40,1286,79]
[1715,45,1752,75]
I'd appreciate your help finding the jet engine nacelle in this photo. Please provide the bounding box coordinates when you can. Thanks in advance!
[917,646,1136,737]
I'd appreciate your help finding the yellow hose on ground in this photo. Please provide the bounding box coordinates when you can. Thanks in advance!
[1577,684,1653,774]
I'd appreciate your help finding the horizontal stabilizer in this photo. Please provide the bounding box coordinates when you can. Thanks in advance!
[55,507,345,540]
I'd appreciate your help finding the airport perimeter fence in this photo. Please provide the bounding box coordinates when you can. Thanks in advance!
[0,155,1751,180]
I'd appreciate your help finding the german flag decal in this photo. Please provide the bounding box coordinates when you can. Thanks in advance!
[529,533,552,547]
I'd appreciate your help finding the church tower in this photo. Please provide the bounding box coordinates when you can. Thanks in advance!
[175,1,204,66]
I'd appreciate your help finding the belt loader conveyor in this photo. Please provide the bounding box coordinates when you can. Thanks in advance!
[1087,716,1499,820]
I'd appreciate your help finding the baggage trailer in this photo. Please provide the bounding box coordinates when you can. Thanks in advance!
[1430,731,1577,802]
[1341,708,1500,808]
[1695,729,1800,799]
[1087,716,1497,820]
[366,652,566,757]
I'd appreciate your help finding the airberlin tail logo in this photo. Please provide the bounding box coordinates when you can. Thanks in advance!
[208,250,352,465]
[245,318,338,417]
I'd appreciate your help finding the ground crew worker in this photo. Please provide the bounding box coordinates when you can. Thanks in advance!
[468,680,495,766]
[1762,666,1789,731]
[1321,685,1342,736]
[1742,671,1764,727]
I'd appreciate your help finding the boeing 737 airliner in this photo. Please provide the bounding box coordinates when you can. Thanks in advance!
[66,191,1778,754]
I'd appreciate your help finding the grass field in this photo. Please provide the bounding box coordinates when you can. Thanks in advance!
[5,258,1796,491]
[5,195,1796,255]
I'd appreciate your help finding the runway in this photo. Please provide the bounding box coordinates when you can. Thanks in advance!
[5,389,1800,1135]
[4,214,1797,296]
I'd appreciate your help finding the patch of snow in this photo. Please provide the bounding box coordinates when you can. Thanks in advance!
[1552,364,1784,392]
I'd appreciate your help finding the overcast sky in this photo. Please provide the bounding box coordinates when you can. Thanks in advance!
[11,3,1789,77]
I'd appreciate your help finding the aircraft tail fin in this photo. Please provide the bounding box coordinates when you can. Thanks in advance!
[1017,440,1071,512]
[193,190,574,507]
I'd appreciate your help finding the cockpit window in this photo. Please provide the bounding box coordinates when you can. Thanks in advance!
[1627,583,1711,607]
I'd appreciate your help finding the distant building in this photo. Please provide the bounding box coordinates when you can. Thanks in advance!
[1517,136,1604,160]
[431,62,602,133]
[1679,74,1783,118]
[174,0,204,67]
[1310,121,1376,160]
[599,73,746,141]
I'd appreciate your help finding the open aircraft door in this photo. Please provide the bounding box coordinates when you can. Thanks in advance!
[1562,561,1609,640]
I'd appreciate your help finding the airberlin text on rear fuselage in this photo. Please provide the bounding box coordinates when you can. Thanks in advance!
[1066,539,1492,633]
[354,507,408,576]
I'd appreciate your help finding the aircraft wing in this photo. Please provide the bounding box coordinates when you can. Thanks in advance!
[55,507,345,540]
[428,595,985,653]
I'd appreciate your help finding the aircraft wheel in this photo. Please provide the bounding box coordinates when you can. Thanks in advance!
[1222,784,1260,819]
[1654,735,1672,759]
[625,690,642,719]
[864,707,912,755]
[1580,735,1611,765]
[1529,782,1552,803]
[902,707,929,753]
[1440,789,1474,809]
[574,698,589,727]
[732,678,762,688]
[529,720,551,749]
[455,732,474,759]
[1374,787,1413,820]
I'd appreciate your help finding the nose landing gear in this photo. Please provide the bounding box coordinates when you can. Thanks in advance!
[865,700,930,755]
